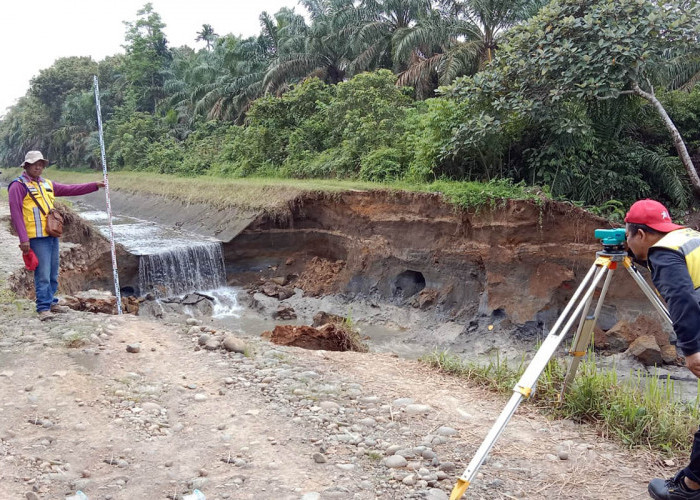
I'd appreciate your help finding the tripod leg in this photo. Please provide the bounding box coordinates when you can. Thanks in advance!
[560,266,615,399]
[624,258,672,326]
[449,263,609,500]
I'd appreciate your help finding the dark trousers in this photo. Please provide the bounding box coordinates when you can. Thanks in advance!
[684,426,700,483]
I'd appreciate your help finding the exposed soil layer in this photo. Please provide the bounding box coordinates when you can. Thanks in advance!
[17,189,677,361]
[227,191,665,338]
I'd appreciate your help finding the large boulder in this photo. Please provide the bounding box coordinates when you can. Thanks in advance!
[601,316,668,353]
[661,344,679,365]
[626,335,662,366]
[604,321,638,352]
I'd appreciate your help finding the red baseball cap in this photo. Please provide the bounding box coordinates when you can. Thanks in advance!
[624,199,685,232]
[23,249,39,271]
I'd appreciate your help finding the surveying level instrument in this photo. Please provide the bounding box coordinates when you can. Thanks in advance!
[450,227,673,500]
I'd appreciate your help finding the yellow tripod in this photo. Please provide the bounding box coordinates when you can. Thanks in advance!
[450,229,672,500]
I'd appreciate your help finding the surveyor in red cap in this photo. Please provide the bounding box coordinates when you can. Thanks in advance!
[626,200,700,500]
[8,151,104,321]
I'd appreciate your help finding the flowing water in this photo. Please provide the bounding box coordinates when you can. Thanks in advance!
[138,243,225,297]
[78,209,226,297]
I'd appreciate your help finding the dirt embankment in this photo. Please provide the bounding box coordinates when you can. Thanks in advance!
[229,191,669,348]
[37,189,675,360]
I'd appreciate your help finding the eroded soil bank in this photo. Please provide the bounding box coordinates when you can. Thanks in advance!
[31,189,682,369]
[0,194,680,499]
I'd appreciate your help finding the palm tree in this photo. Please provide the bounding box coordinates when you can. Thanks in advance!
[165,8,309,124]
[193,9,308,121]
[263,0,357,93]
[394,0,546,97]
[349,0,433,74]
[195,24,218,51]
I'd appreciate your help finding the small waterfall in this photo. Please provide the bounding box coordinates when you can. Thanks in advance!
[138,241,226,298]
[208,287,243,318]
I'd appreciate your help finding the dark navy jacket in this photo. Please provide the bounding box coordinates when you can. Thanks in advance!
[648,247,700,355]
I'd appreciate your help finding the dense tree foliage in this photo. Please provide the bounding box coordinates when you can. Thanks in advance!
[2,0,700,211]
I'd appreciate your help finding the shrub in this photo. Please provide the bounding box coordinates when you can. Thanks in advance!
[359,148,404,182]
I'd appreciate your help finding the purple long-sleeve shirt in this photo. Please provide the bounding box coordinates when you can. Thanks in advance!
[8,172,99,242]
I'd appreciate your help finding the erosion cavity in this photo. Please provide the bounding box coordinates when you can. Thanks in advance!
[393,270,426,298]
[224,191,639,328]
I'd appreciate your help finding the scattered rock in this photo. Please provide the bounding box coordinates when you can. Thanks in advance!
[273,306,297,320]
[385,455,408,468]
[404,404,431,415]
[204,338,221,350]
[411,288,439,309]
[661,344,679,364]
[260,282,295,300]
[436,426,457,437]
[126,344,141,354]
[626,335,662,366]
[222,336,247,353]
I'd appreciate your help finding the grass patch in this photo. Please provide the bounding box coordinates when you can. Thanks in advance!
[0,168,543,215]
[326,315,369,353]
[0,279,31,315]
[423,350,700,454]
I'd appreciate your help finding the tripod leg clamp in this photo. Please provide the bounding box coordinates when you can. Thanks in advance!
[450,479,470,500]
[515,385,532,398]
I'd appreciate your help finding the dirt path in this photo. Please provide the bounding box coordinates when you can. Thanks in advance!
[0,204,669,500]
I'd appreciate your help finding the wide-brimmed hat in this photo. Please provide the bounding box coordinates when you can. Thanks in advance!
[624,199,685,232]
[21,151,48,168]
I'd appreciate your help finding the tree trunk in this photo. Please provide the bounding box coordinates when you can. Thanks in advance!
[632,81,700,196]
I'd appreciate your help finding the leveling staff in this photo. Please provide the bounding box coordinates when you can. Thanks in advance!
[624,199,700,500]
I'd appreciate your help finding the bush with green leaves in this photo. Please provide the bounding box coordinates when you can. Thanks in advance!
[221,78,335,176]
[106,111,168,170]
[320,70,413,172]
[180,121,236,175]
[145,136,184,174]
[359,147,405,182]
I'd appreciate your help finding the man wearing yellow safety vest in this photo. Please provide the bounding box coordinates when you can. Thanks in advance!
[624,199,700,500]
[8,151,104,321]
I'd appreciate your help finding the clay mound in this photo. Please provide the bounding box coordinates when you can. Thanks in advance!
[262,324,368,352]
[294,257,346,296]
[62,294,139,315]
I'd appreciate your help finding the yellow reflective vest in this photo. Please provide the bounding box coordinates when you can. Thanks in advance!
[13,177,56,239]
[651,228,700,289]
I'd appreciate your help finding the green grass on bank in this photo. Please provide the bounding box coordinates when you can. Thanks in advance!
[423,351,700,454]
[1,168,541,215]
